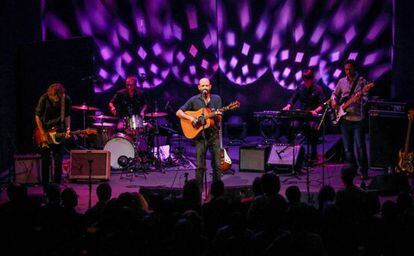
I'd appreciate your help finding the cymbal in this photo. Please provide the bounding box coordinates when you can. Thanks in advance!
[88,114,118,120]
[144,112,167,118]
[92,122,116,127]
[72,104,99,111]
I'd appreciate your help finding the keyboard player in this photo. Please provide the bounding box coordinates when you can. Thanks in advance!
[282,69,326,163]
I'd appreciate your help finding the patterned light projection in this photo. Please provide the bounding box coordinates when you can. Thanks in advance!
[42,0,391,92]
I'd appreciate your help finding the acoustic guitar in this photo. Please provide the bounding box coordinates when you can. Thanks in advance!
[180,101,240,139]
[396,110,414,175]
[332,82,374,125]
[34,127,97,148]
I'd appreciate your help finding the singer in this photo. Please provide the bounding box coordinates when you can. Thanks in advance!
[176,77,222,189]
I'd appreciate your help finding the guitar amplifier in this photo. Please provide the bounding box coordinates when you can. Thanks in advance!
[14,154,42,184]
[267,144,304,172]
[369,110,407,168]
[69,150,110,180]
[239,145,270,172]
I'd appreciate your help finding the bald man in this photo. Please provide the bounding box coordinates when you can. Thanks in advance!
[176,78,222,189]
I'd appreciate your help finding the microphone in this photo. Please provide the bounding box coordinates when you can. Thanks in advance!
[164,100,170,110]
[202,89,208,96]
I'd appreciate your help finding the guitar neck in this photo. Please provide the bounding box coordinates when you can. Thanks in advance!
[404,117,413,153]
[342,93,362,109]
[206,106,231,119]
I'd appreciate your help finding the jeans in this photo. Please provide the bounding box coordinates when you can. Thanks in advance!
[39,143,64,187]
[195,128,221,189]
[340,120,368,175]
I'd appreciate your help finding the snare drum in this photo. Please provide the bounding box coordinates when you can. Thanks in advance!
[103,133,135,169]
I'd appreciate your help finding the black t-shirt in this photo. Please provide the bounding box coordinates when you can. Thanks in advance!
[288,84,325,111]
[180,94,222,135]
[35,93,72,129]
[110,89,147,117]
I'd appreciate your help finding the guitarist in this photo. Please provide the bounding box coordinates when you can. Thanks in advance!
[35,83,72,188]
[176,77,222,189]
[331,59,369,180]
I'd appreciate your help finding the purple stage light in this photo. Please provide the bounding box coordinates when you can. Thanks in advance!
[161,69,169,79]
[203,35,212,49]
[176,51,185,63]
[282,67,291,78]
[255,18,268,40]
[294,23,304,42]
[173,23,182,40]
[137,46,147,60]
[366,14,389,43]
[363,51,382,66]
[309,55,320,67]
[201,59,209,69]
[103,83,112,91]
[100,46,113,61]
[320,37,331,53]
[345,26,356,44]
[333,69,342,78]
[45,13,72,38]
[253,53,262,65]
[239,0,250,30]
[369,64,391,80]
[150,64,159,74]
[111,31,120,48]
[122,52,133,65]
[152,43,162,56]
[111,74,119,83]
[226,32,236,47]
[99,68,109,79]
[189,65,196,75]
[189,44,198,58]
[230,57,238,68]
[186,5,198,30]
[242,65,249,75]
[295,52,304,63]
[280,50,289,61]
[272,71,280,80]
[138,67,145,76]
[295,71,302,81]
[348,52,358,60]
[310,24,325,44]
[117,23,130,42]
[330,51,340,62]
[241,42,250,56]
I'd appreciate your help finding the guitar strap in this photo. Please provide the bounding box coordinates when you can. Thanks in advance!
[348,76,359,101]
[60,92,65,129]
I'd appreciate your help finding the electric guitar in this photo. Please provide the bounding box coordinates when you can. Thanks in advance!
[34,127,97,148]
[396,110,414,174]
[180,101,240,139]
[332,82,375,125]
[219,122,232,172]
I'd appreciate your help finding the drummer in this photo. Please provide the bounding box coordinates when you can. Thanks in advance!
[109,75,148,132]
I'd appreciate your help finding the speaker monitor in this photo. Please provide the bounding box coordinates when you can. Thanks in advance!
[369,110,406,168]
[239,145,270,172]
[267,144,304,172]
[14,154,42,184]
[70,150,110,180]
[367,174,410,195]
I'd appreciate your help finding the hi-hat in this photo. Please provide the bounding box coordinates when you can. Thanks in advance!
[72,104,99,111]
[145,112,167,118]
[92,122,116,127]
[88,114,118,120]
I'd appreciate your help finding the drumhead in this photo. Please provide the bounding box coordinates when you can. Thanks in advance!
[104,133,135,169]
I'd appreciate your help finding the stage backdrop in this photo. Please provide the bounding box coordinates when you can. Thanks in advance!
[37,0,391,136]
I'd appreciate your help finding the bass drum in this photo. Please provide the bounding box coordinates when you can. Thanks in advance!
[104,133,135,169]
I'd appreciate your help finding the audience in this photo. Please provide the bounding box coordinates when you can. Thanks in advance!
[1,166,413,256]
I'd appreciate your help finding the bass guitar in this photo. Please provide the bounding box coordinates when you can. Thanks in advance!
[396,110,414,174]
[180,101,240,139]
[34,127,97,148]
[332,82,374,125]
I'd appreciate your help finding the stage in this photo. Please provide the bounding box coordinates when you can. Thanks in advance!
[1,134,386,212]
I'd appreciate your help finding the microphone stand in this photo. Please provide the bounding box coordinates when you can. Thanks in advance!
[317,102,331,187]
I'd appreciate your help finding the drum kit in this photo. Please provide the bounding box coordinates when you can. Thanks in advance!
[72,103,169,173]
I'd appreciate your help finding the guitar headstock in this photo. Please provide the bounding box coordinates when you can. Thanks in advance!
[226,101,241,110]
[82,128,97,135]
[408,109,414,121]
[363,82,375,93]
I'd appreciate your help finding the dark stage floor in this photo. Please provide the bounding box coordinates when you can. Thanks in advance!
[0,135,388,212]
